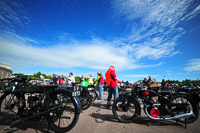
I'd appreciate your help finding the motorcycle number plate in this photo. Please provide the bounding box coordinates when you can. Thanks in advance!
[72,91,80,96]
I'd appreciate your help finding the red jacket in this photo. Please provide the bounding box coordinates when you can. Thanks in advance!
[105,69,117,87]
[98,76,104,85]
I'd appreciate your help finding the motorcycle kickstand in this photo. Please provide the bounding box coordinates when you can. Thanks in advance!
[184,116,187,129]
[175,117,187,129]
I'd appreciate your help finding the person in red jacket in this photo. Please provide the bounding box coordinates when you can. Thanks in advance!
[105,66,121,107]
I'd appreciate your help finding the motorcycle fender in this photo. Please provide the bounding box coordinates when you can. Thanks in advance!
[92,90,98,96]
[88,90,94,97]
[56,88,82,114]
[173,91,191,97]
[174,91,200,102]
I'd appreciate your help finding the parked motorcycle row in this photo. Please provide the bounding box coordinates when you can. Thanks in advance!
[0,77,199,132]
[0,76,98,132]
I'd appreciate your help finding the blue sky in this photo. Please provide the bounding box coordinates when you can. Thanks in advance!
[0,0,200,82]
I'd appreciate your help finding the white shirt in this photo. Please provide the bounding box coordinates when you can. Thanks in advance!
[67,76,75,84]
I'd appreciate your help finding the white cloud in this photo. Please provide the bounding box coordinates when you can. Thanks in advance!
[0,36,148,71]
[123,74,161,78]
[112,0,200,60]
[0,0,30,32]
[1,0,200,74]
[184,59,200,72]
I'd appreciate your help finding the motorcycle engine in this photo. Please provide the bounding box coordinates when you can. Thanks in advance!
[27,95,40,107]
[26,95,41,117]
[158,104,170,115]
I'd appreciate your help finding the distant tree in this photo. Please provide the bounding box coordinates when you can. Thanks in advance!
[16,73,25,76]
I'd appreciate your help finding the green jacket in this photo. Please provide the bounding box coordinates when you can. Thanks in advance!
[96,76,100,85]
[87,77,94,86]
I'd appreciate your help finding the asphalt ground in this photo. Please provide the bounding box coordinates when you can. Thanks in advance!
[0,91,200,133]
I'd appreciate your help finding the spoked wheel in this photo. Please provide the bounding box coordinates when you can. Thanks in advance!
[0,93,21,125]
[112,97,139,123]
[171,94,199,124]
[80,91,92,110]
[89,90,98,102]
[48,92,80,132]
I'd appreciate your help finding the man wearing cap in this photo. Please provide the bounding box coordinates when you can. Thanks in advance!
[105,66,121,108]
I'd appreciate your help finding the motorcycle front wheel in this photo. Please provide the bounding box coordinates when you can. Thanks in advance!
[0,93,22,125]
[47,92,80,132]
[112,96,140,123]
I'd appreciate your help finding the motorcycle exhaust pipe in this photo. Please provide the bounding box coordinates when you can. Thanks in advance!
[145,105,195,120]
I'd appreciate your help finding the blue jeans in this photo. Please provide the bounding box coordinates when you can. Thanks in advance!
[98,85,103,99]
[104,86,108,91]
[107,87,118,102]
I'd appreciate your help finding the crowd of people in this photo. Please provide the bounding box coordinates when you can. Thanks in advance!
[45,66,167,108]
[45,66,122,108]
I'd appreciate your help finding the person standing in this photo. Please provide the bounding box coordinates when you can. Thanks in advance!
[80,74,85,82]
[142,78,148,87]
[67,72,75,85]
[51,73,58,85]
[98,73,104,100]
[87,74,94,86]
[96,72,100,85]
[59,75,64,85]
[148,76,154,83]
[105,66,121,108]
[161,79,168,90]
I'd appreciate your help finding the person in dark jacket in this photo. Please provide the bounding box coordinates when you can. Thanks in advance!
[161,79,168,90]
[143,78,148,87]
[98,73,104,100]
[51,73,58,85]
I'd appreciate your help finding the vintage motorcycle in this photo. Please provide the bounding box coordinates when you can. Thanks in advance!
[112,83,199,124]
[0,76,81,132]
[76,85,93,110]
[61,81,93,110]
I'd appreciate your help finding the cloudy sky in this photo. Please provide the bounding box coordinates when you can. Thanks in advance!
[0,0,200,82]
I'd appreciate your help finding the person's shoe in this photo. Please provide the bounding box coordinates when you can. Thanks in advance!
[106,105,112,109]
[106,101,112,109]
[106,104,112,109]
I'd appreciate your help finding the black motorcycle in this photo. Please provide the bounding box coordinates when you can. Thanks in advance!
[112,83,199,124]
[0,76,81,132]
[61,83,93,110]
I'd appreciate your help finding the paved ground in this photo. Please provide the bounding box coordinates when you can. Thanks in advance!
[0,91,200,133]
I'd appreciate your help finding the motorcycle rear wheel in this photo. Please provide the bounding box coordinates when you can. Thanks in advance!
[89,90,98,102]
[171,94,199,124]
[80,91,92,110]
